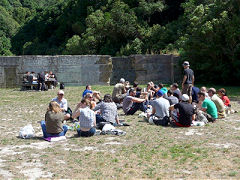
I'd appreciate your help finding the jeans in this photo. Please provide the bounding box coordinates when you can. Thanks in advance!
[77,127,96,137]
[40,120,68,138]
[96,114,106,124]
[126,102,147,115]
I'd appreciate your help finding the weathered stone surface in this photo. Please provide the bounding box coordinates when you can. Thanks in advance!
[0,55,180,87]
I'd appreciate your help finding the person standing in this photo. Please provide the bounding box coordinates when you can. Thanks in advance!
[182,61,194,103]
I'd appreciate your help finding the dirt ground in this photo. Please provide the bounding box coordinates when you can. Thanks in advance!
[0,87,240,179]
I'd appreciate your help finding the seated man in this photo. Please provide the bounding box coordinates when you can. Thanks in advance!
[123,88,147,115]
[112,78,126,103]
[198,92,218,122]
[52,90,71,120]
[158,83,168,98]
[208,88,225,118]
[166,89,179,105]
[148,90,170,126]
[170,83,182,100]
[169,94,195,127]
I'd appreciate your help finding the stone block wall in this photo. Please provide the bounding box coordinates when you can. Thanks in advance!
[0,55,112,88]
[111,55,181,85]
[0,55,181,88]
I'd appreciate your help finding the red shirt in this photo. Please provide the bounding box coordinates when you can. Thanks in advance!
[221,96,230,106]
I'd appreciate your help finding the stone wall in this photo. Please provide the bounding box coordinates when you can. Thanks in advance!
[0,55,112,88]
[111,55,181,85]
[0,55,181,88]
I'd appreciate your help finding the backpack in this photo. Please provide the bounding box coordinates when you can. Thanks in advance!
[60,82,65,89]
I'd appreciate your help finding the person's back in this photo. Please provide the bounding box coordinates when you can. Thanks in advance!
[112,83,124,98]
[94,101,118,124]
[174,102,194,126]
[122,95,133,114]
[45,111,64,134]
[202,98,218,119]
[166,95,179,105]
[152,97,170,118]
[79,107,95,129]
[192,86,200,103]
[211,94,225,112]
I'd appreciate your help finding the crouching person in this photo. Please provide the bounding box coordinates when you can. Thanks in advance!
[148,90,170,126]
[169,94,195,127]
[72,99,96,137]
[40,101,68,138]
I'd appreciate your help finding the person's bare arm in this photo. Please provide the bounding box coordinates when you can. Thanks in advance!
[192,114,196,121]
[72,104,81,119]
[192,75,195,86]
[152,107,156,115]
[131,97,146,103]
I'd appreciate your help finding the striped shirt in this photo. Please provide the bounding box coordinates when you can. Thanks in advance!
[94,102,118,124]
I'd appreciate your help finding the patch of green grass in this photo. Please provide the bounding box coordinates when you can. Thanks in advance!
[228,171,237,177]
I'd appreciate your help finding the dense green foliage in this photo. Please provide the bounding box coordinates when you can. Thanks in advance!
[0,0,239,84]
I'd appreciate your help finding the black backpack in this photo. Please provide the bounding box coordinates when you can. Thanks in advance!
[60,82,65,89]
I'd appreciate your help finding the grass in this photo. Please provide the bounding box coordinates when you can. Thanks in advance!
[0,85,239,179]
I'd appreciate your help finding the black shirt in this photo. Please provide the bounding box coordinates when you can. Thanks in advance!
[174,102,194,126]
[184,68,194,84]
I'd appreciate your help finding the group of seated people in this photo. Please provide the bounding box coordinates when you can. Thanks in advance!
[23,71,57,91]
[40,79,233,139]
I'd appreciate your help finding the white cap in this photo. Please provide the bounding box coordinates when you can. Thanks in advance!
[183,61,190,66]
[181,94,189,101]
[58,90,64,95]
[120,78,125,83]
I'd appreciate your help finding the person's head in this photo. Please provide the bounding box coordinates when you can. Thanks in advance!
[120,78,125,84]
[125,81,131,90]
[49,71,53,75]
[103,94,113,103]
[181,94,190,102]
[200,86,207,93]
[133,81,138,88]
[57,90,64,100]
[198,92,206,101]
[81,98,91,108]
[158,83,164,89]
[136,87,142,92]
[156,90,163,98]
[44,71,48,74]
[147,82,152,88]
[171,83,178,90]
[129,88,136,97]
[207,88,216,97]
[218,88,226,96]
[31,71,35,74]
[84,93,93,100]
[167,89,173,97]
[182,61,190,69]
[173,92,180,99]
[48,101,62,113]
[26,71,30,75]
[86,85,91,90]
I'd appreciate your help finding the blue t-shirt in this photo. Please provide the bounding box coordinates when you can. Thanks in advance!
[82,89,93,97]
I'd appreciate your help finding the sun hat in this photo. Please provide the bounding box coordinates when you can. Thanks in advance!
[181,94,189,101]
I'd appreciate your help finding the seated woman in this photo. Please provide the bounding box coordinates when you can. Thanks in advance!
[94,94,120,126]
[218,88,230,107]
[72,99,96,137]
[40,101,68,138]
[84,93,97,109]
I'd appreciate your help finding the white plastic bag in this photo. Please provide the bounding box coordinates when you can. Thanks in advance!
[19,124,35,139]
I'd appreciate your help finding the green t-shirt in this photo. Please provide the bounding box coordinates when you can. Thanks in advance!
[202,99,218,118]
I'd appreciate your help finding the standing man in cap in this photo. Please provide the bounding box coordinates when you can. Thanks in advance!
[182,61,194,103]
[52,90,71,120]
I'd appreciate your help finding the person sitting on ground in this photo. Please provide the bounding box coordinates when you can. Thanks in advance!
[198,92,218,122]
[200,86,210,99]
[112,78,127,104]
[166,89,179,105]
[84,93,98,109]
[94,94,120,126]
[218,88,230,107]
[148,90,170,126]
[169,94,195,127]
[158,83,168,98]
[123,88,148,115]
[170,83,182,100]
[207,88,226,118]
[72,99,96,137]
[82,85,93,97]
[40,101,68,138]
[52,90,71,120]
